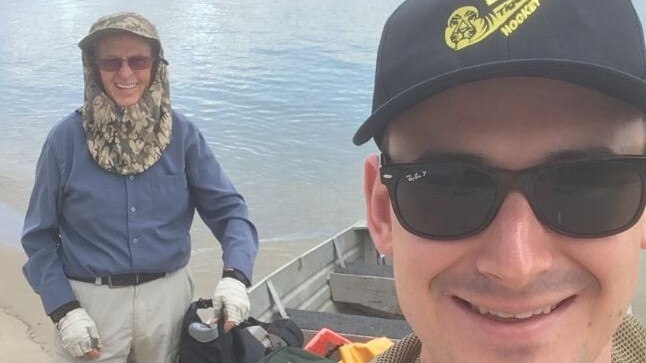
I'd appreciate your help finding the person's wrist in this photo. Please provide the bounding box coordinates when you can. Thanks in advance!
[222,268,251,287]
[49,300,81,324]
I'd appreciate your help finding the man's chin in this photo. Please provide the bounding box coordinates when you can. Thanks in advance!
[108,88,144,107]
[415,295,612,363]
[113,96,140,108]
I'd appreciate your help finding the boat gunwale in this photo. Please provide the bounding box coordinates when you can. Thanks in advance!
[248,221,368,319]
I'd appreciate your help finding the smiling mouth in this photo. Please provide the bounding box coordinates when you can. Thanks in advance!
[455,296,574,322]
[116,83,137,90]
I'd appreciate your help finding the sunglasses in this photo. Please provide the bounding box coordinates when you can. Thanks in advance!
[96,56,153,72]
[380,155,646,240]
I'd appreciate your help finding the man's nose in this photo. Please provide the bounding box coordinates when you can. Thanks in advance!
[117,60,135,77]
[475,191,555,289]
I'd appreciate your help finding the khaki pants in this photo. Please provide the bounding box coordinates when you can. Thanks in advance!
[54,268,194,363]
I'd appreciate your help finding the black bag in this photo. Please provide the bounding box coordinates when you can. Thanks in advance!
[178,298,305,363]
[178,299,265,363]
[248,316,304,350]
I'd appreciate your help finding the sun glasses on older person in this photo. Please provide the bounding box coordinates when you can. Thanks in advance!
[96,56,153,72]
[379,154,646,240]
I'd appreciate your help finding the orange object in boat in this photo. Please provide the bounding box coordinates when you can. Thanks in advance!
[304,328,351,356]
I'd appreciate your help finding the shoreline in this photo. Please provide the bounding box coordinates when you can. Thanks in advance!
[0,236,318,362]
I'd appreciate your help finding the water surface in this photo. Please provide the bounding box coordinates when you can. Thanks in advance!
[5,0,646,247]
[0,0,401,245]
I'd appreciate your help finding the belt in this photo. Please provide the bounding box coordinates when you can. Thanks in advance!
[67,272,167,288]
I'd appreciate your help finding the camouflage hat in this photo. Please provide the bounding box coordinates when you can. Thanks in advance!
[78,12,162,56]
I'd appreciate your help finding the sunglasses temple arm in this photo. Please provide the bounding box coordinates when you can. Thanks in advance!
[380,153,391,167]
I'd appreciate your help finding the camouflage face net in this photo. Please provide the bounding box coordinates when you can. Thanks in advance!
[78,12,172,175]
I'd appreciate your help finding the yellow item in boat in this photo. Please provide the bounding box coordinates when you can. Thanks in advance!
[338,337,393,363]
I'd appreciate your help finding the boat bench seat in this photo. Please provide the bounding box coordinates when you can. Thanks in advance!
[329,262,401,317]
[285,308,412,341]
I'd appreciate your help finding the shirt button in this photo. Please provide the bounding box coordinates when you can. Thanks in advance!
[130,207,136,213]
[129,175,134,181]
[132,238,139,244]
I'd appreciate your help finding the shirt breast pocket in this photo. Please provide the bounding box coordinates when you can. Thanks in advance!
[152,174,190,219]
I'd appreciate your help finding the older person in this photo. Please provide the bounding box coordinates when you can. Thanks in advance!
[21,12,258,362]
[355,0,646,362]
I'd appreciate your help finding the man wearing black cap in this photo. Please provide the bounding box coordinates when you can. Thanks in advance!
[355,0,646,362]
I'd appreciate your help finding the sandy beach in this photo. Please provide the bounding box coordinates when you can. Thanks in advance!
[0,235,317,363]
[2,241,645,362]
[0,244,52,362]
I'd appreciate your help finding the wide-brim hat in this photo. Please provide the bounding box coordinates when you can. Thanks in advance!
[353,0,646,147]
[78,11,165,61]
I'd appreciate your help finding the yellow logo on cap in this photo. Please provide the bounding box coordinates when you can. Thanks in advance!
[445,0,542,51]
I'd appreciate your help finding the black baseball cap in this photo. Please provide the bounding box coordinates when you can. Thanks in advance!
[353,0,646,147]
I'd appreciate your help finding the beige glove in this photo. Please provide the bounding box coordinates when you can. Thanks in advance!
[57,308,102,358]
[212,277,250,326]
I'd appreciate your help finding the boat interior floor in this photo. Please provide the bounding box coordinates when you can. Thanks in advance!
[286,308,412,341]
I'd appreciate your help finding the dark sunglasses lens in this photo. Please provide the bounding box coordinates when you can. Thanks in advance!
[535,160,643,236]
[395,164,497,239]
[98,59,122,72]
[98,57,152,71]
[128,57,152,70]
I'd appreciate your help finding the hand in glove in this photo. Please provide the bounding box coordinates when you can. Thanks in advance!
[212,277,250,332]
[57,308,102,359]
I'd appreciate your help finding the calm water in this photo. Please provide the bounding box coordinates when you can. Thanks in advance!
[0,0,402,245]
[5,1,646,247]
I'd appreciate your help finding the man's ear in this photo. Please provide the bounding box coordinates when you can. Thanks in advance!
[364,154,394,255]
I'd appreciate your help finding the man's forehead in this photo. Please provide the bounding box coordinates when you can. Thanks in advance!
[384,77,646,165]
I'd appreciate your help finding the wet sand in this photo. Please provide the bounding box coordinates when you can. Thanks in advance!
[2,242,645,362]
[0,245,52,362]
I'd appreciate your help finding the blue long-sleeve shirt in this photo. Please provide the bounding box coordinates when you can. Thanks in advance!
[21,110,258,314]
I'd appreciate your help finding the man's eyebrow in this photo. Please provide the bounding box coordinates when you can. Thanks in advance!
[543,147,618,163]
[402,147,618,165]
[410,152,486,165]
